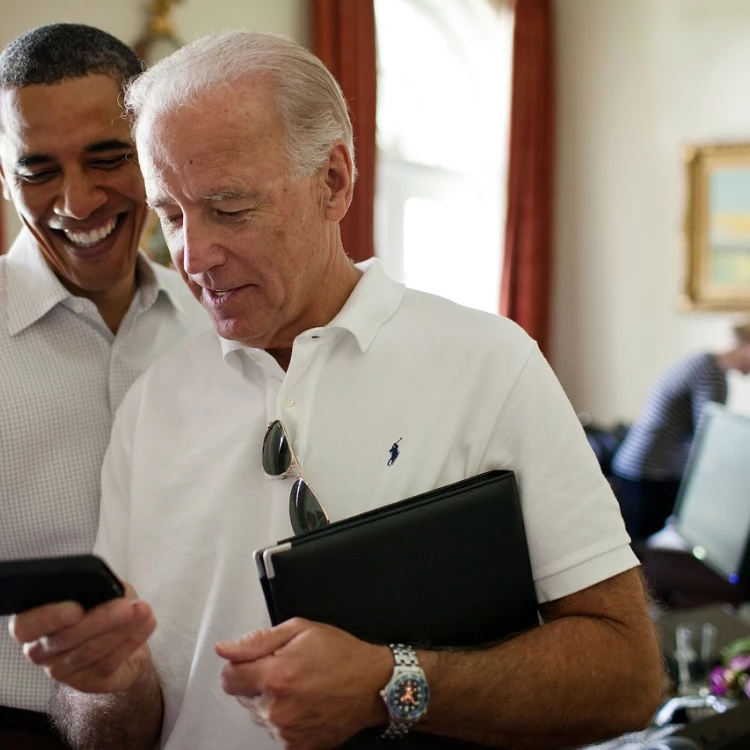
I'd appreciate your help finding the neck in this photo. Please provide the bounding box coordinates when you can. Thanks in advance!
[267,347,293,371]
[81,269,138,334]
[716,348,745,373]
[267,256,362,372]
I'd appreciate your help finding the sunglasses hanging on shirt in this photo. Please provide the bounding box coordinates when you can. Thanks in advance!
[261,419,330,535]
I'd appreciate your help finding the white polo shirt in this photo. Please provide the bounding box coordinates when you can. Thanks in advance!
[0,230,209,713]
[96,258,636,750]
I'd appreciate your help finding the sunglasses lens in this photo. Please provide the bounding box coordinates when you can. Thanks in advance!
[289,478,330,535]
[262,420,292,476]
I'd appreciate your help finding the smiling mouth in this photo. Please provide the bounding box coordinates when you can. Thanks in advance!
[55,215,121,248]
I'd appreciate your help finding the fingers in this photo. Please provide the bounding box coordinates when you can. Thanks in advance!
[237,694,270,723]
[26,600,156,684]
[9,581,139,645]
[215,619,303,705]
[51,619,155,691]
[11,592,157,694]
[20,598,142,655]
[215,616,308,662]
[217,620,389,748]
[9,601,84,643]
[218,623,302,701]
[236,696,285,745]
[220,658,265,699]
[236,695,285,744]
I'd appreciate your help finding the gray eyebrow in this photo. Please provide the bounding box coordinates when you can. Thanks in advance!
[146,190,261,211]
[203,189,258,202]
[146,197,172,211]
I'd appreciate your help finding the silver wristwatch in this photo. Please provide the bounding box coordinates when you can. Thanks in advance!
[379,643,430,739]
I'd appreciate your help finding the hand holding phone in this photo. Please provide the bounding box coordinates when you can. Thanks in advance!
[0,554,124,616]
[6,560,157,697]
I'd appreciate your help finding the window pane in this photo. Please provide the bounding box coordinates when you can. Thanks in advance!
[403,188,501,313]
[376,0,512,172]
[375,0,513,314]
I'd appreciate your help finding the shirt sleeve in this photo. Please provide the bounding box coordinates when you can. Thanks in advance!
[485,344,638,603]
[690,355,728,432]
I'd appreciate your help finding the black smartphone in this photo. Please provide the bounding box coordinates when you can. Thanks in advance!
[0,554,125,616]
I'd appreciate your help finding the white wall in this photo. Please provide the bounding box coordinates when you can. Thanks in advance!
[553,0,750,424]
[0,0,310,248]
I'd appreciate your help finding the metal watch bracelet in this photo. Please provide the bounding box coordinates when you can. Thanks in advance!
[380,644,429,740]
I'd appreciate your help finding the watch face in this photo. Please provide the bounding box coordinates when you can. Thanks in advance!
[387,672,429,721]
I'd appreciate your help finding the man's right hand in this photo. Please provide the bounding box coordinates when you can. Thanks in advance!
[8,582,157,694]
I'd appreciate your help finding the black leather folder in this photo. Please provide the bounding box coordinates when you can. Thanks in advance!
[253,470,539,749]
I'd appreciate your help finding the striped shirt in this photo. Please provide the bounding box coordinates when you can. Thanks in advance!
[611,353,727,481]
[0,230,209,712]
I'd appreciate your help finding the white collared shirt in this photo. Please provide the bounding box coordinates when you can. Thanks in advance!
[95,258,636,749]
[0,229,209,712]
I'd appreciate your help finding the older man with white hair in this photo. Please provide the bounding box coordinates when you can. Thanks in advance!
[10,31,661,750]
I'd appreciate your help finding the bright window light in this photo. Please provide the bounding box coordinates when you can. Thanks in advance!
[374,0,513,314]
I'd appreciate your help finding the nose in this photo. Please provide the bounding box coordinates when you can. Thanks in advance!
[181,214,226,278]
[53,170,107,219]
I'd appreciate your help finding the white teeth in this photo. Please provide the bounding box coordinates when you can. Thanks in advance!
[63,217,118,247]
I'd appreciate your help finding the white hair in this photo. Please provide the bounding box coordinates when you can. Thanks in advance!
[125,30,356,180]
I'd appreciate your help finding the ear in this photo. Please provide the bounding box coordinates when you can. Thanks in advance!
[323,140,353,222]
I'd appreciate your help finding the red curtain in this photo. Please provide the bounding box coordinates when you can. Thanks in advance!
[500,0,555,359]
[313,0,377,263]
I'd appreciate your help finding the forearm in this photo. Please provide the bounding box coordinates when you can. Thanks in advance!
[51,660,163,750]
[417,573,663,749]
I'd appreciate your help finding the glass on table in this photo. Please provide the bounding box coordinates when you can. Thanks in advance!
[674,621,718,696]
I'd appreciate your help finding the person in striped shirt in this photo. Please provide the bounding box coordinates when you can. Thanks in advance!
[611,322,750,541]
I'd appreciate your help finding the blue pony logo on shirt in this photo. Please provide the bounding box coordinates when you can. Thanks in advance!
[387,438,402,466]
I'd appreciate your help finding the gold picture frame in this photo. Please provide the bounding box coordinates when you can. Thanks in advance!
[132,0,184,268]
[683,143,750,311]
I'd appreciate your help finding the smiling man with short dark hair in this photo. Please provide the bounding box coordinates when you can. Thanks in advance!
[0,23,206,748]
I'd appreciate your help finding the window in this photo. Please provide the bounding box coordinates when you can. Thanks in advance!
[374,0,513,314]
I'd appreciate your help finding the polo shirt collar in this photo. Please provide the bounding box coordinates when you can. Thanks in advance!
[220,257,405,366]
[4,229,180,336]
[136,254,189,317]
[326,257,405,352]
[5,231,70,336]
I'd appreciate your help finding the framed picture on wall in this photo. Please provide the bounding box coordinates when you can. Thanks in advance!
[132,0,184,268]
[683,143,750,311]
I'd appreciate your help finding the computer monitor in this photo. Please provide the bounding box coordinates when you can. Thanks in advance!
[673,402,750,585]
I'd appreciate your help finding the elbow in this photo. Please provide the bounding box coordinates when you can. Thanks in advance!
[613,649,665,734]
[624,680,663,732]
[639,664,665,728]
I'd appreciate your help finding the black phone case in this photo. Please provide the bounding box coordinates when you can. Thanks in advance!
[0,554,124,616]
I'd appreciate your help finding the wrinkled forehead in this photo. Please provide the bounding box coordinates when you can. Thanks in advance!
[136,88,287,180]
[135,111,291,215]
[134,78,281,152]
